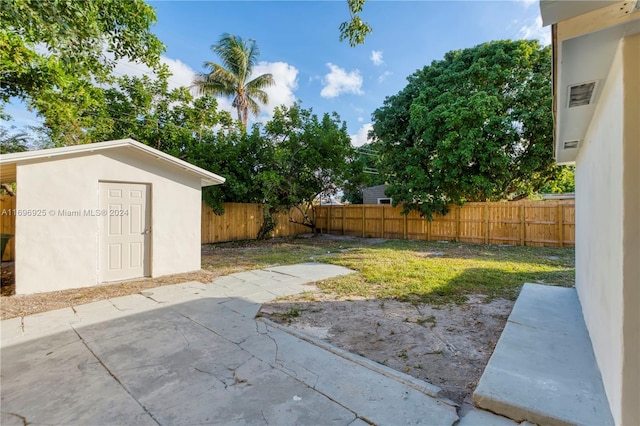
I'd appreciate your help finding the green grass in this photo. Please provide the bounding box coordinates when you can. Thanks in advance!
[201,237,363,274]
[202,237,575,304]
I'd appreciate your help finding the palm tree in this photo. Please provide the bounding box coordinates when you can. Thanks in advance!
[193,33,275,128]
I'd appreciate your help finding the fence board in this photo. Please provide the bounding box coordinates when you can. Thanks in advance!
[201,203,311,244]
[316,200,574,248]
[2,198,575,262]
[0,196,16,261]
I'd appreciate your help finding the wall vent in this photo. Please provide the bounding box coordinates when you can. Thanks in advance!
[568,81,597,107]
[563,140,580,150]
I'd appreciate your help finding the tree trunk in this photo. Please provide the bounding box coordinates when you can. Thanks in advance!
[257,207,277,240]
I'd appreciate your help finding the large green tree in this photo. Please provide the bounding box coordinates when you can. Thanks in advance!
[258,103,363,236]
[1,0,164,144]
[86,70,232,154]
[192,33,275,129]
[193,127,274,215]
[372,40,555,218]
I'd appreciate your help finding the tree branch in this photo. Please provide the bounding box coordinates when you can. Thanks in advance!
[1,184,15,196]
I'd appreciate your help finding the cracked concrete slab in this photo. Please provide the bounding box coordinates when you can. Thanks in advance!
[1,262,461,425]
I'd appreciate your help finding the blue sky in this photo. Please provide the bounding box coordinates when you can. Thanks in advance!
[5,0,550,146]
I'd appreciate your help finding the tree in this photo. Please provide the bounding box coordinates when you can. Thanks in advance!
[193,33,275,129]
[0,126,29,154]
[191,127,274,215]
[341,141,386,203]
[1,0,164,144]
[539,166,575,194]
[372,40,555,219]
[86,70,232,154]
[339,0,372,47]
[258,103,363,236]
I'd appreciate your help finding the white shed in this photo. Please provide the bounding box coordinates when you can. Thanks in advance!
[0,138,225,294]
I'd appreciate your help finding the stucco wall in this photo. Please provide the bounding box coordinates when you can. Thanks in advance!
[576,35,640,425]
[620,34,640,426]
[15,148,203,294]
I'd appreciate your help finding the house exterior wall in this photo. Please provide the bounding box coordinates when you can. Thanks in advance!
[575,34,640,425]
[362,185,390,204]
[620,33,640,426]
[15,149,203,294]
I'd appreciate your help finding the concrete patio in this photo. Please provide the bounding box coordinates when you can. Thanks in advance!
[1,265,610,425]
[1,263,461,425]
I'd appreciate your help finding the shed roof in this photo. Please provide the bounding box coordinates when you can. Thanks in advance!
[0,138,225,187]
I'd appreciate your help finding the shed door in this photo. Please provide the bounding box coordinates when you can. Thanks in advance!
[99,182,150,282]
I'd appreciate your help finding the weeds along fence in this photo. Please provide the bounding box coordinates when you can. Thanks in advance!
[315,201,575,247]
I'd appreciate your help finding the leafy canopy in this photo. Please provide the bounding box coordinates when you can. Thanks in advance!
[372,40,555,218]
[1,0,164,144]
[258,103,364,233]
[192,33,275,129]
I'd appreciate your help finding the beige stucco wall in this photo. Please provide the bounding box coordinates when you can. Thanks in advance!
[15,148,203,294]
[620,33,640,426]
[576,35,640,425]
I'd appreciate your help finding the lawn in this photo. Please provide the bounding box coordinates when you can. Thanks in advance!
[1,235,574,320]
[203,236,575,304]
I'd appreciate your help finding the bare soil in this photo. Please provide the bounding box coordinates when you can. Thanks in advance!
[260,294,512,405]
[0,265,221,320]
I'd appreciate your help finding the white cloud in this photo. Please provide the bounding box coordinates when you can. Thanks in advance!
[370,50,384,66]
[517,15,551,46]
[113,55,197,91]
[114,56,298,125]
[350,123,373,147]
[251,61,299,123]
[378,70,393,83]
[320,63,364,98]
[357,116,364,122]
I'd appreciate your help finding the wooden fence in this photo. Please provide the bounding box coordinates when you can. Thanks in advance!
[0,198,575,263]
[316,201,575,247]
[201,203,310,244]
[1,195,16,261]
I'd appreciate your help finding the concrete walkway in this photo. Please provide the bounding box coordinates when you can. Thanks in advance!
[473,283,614,426]
[1,263,460,425]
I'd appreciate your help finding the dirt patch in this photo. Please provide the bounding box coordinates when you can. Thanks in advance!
[1,261,15,296]
[260,294,513,405]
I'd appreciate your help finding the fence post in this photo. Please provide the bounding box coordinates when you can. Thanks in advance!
[484,204,489,244]
[455,206,460,242]
[403,212,408,240]
[362,204,366,238]
[323,206,326,234]
[381,206,385,239]
[520,204,526,246]
[558,204,564,247]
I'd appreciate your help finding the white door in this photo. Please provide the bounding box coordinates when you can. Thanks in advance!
[99,182,150,282]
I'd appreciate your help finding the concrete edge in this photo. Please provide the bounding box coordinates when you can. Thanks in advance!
[258,317,459,408]
[473,393,573,426]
